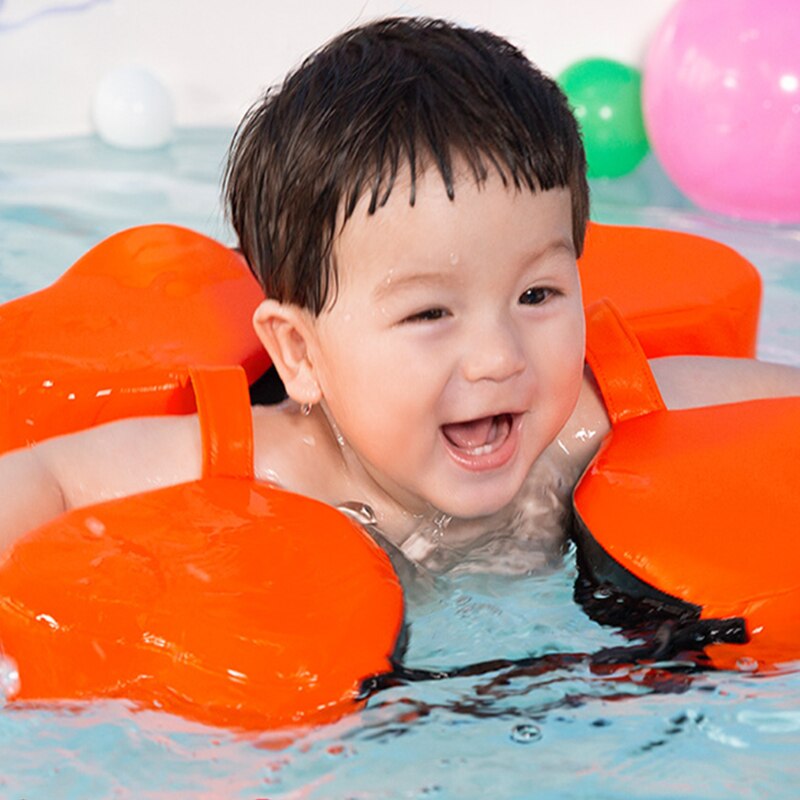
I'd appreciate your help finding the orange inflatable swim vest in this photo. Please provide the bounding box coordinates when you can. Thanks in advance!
[0,365,404,730]
[0,222,775,729]
[574,301,800,672]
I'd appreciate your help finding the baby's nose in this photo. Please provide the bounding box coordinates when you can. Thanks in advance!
[461,320,526,383]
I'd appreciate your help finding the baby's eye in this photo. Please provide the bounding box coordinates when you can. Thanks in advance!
[403,307,449,323]
[519,286,555,306]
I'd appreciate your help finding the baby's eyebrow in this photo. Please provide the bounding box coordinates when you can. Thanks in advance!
[371,237,575,301]
[371,271,453,301]
[534,237,576,260]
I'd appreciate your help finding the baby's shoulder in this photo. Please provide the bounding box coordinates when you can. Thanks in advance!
[251,403,346,501]
[553,369,613,481]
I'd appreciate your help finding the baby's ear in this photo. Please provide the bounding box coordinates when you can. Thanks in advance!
[252,299,322,406]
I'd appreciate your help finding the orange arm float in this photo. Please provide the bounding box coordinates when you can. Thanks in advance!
[574,301,800,671]
[579,222,760,358]
[0,225,270,453]
[0,367,405,730]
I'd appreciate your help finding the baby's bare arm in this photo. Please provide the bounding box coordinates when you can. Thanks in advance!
[0,447,67,551]
[651,356,800,410]
[0,415,202,552]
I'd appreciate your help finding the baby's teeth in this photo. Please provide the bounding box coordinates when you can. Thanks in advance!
[465,418,497,455]
[462,415,510,455]
[466,443,494,456]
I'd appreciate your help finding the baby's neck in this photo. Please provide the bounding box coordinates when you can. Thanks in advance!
[321,430,595,576]
[392,436,590,575]
[252,370,610,574]
[361,368,611,572]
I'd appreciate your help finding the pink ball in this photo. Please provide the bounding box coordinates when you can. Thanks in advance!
[643,0,800,223]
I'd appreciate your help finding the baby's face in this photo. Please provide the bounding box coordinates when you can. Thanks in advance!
[306,163,585,520]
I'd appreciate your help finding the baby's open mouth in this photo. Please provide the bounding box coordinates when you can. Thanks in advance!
[441,413,514,456]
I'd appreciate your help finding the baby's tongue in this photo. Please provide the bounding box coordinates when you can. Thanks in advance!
[442,415,496,450]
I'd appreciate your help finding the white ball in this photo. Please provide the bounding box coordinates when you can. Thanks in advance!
[92,66,174,149]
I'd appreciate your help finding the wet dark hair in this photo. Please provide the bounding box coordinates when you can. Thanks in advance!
[225,16,588,314]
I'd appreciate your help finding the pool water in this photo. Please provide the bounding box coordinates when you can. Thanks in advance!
[1,131,799,799]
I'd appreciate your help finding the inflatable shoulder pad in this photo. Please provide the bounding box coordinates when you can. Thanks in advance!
[579,222,760,359]
[574,302,800,671]
[0,367,405,730]
[0,225,270,453]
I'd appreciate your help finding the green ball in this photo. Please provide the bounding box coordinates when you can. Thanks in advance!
[558,58,650,179]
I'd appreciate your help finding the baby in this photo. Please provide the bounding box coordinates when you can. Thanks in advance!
[1,17,799,574]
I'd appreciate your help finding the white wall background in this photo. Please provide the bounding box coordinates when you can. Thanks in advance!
[0,0,677,140]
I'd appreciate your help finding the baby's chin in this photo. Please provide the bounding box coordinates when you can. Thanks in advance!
[429,479,527,523]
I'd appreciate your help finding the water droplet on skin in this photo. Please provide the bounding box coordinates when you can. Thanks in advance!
[431,513,452,542]
[337,502,377,526]
[510,723,542,743]
[574,427,597,443]
[263,468,281,486]
[449,252,459,266]
[302,435,316,447]
[327,417,347,448]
